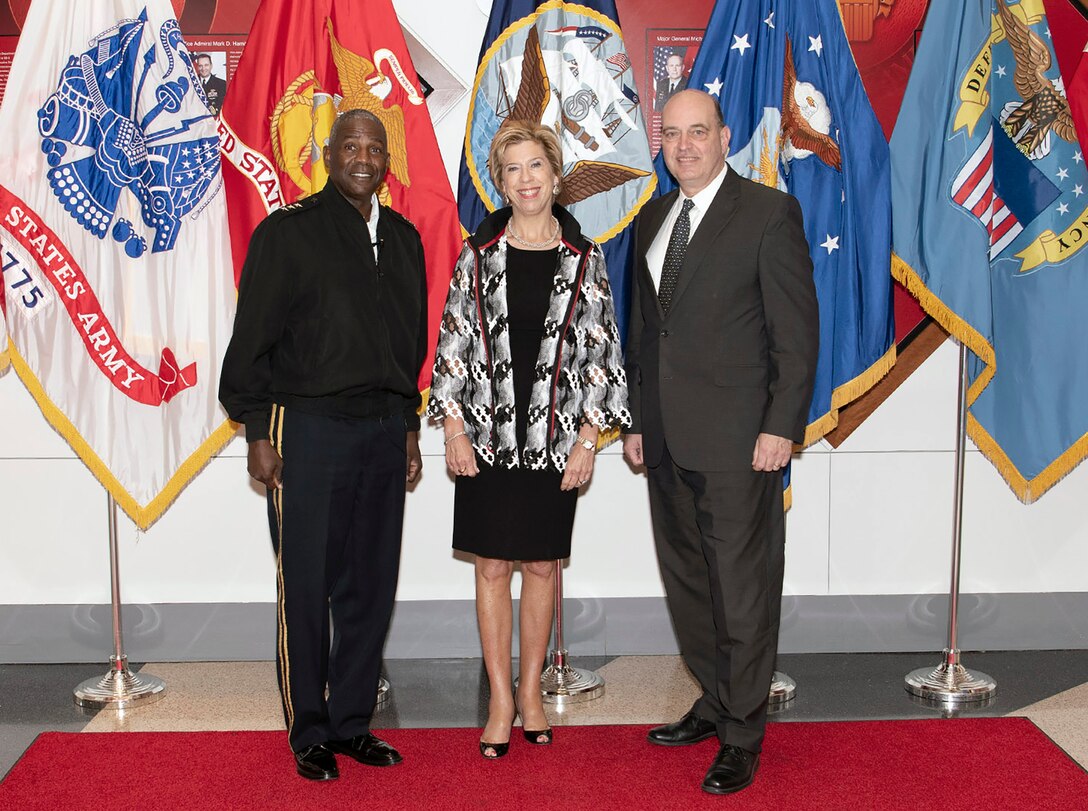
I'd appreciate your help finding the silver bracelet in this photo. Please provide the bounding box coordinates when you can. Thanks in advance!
[444,430,467,445]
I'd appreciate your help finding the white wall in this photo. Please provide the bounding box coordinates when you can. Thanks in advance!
[3,0,1087,608]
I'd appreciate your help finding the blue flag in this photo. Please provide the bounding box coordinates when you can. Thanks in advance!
[892,0,1088,502]
[459,0,656,341]
[655,0,896,446]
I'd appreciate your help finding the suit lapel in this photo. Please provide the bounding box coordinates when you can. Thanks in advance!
[668,170,741,314]
[639,190,677,321]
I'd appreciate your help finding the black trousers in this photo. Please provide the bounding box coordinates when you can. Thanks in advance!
[647,442,785,753]
[266,406,407,752]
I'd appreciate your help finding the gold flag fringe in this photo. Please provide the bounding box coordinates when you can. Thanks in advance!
[891,252,1085,502]
[801,343,898,448]
[8,344,237,530]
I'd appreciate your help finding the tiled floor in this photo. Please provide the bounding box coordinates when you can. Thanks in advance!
[3,651,1088,779]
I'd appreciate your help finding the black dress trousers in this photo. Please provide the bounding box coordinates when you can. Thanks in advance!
[647,441,785,754]
[266,405,407,752]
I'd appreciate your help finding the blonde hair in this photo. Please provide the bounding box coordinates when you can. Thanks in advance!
[488,120,563,199]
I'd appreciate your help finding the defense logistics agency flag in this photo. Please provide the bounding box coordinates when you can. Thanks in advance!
[459,0,656,340]
[219,0,461,394]
[892,0,1088,501]
[0,0,236,528]
[655,0,896,446]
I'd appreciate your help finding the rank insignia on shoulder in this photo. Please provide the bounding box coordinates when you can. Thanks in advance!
[386,207,416,229]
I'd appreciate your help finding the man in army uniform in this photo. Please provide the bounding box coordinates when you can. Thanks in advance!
[220,109,426,781]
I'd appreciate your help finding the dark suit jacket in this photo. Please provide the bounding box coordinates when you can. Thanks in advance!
[625,169,819,471]
[654,76,687,111]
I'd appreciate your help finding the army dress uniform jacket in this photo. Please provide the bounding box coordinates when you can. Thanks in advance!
[428,205,630,471]
[219,181,427,440]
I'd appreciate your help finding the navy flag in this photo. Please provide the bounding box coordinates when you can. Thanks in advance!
[458,0,656,341]
[892,0,1088,501]
[655,0,896,447]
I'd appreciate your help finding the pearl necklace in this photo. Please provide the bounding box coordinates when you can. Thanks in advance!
[507,216,559,249]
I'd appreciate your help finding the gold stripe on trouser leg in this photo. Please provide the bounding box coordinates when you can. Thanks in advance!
[271,405,294,733]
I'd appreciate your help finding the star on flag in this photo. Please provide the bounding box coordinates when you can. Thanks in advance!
[809,35,823,56]
[732,34,751,56]
[704,77,724,96]
[820,234,840,254]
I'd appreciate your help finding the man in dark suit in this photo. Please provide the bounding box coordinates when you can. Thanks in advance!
[623,89,818,796]
[653,54,687,112]
[193,53,227,116]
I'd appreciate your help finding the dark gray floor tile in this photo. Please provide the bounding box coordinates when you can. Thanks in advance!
[769,651,1088,722]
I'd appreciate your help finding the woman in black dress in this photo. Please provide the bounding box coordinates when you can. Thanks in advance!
[428,121,629,758]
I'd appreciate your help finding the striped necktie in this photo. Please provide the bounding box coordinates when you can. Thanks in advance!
[658,198,694,313]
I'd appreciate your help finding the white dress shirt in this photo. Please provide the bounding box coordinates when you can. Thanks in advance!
[365,193,380,261]
[647,162,730,291]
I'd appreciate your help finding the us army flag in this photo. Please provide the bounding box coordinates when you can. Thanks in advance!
[0,282,8,373]
[0,1,236,528]
[892,0,1088,501]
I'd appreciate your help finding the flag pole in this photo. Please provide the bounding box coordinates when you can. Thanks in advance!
[376,676,391,708]
[73,494,166,709]
[904,342,996,705]
[769,671,796,707]
[537,560,604,705]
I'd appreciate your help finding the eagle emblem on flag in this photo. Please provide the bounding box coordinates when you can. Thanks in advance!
[996,0,1078,158]
[268,18,423,205]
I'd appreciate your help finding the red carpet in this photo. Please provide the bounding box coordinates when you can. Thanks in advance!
[2,718,1086,809]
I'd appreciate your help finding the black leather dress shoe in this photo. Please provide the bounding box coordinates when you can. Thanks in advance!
[647,712,717,746]
[294,743,339,781]
[701,743,760,795]
[327,733,403,766]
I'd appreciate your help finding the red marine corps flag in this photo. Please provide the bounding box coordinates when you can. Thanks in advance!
[219,0,461,394]
[0,0,236,528]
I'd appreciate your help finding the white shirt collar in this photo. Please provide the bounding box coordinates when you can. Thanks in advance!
[680,160,730,213]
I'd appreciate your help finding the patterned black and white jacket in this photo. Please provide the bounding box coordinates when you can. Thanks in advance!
[427,205,631,470]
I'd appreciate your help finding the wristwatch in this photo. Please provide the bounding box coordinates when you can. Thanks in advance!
[576,436,595,452]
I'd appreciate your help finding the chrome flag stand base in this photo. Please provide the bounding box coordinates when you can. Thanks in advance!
[906,648,996,705]
[74,495,166,710]
[540,648,605,706]
[904,344,996,707]
[375,676,392,709]
[768,671,796,705]
[74,654,166,710]
[539,561,604,706]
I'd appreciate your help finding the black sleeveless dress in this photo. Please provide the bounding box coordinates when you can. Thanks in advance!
[452,246,578,561]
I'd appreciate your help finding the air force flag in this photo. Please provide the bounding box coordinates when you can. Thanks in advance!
[655,0,896,446]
